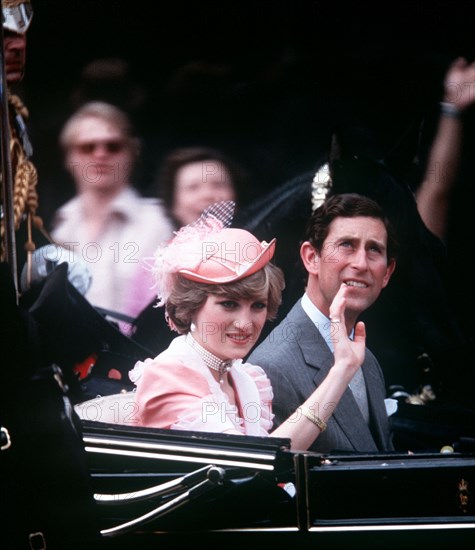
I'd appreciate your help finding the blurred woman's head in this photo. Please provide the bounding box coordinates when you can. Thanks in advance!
[156,146,244,226]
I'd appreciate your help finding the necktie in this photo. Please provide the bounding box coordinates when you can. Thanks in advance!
[350,368,369,423]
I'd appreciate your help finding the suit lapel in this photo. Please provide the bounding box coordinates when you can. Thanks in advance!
[289,303,334,371]
[361,359,389,449]
[330,379,380,451]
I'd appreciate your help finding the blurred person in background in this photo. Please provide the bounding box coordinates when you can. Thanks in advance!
[155,145,245,228]
[50,101,174,323]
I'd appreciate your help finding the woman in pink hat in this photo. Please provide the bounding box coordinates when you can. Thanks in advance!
[131,201,366,451]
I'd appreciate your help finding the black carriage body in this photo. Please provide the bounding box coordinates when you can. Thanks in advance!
[82,421,475,549]
[301,451,475,526]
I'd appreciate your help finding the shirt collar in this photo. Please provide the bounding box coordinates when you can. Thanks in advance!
[301,292,354,351]
[106,187,139,220]
[55,186,139,221]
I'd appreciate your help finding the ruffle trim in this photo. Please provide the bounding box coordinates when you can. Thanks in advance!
[130,356,274,435]
[239,362,274,434]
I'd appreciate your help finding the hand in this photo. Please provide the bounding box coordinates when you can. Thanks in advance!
[444,57,475,112]
[329,283,366,375]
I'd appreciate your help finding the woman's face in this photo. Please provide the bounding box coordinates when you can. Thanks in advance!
[172,160,236,225]
[191,293,268,360]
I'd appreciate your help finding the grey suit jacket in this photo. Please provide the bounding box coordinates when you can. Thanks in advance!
[248,300,394,453]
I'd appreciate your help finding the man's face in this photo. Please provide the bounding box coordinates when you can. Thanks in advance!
[306,216,395,321]
[65,116,135,194]
[3,29,27,83]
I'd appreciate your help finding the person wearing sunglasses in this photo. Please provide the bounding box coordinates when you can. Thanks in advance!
[50,101,175,323]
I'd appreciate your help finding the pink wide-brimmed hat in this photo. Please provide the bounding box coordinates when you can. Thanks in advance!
[151,201,276,305]
[179,227,276,284]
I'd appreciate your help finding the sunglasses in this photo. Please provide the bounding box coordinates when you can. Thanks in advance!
[72,139,127,155]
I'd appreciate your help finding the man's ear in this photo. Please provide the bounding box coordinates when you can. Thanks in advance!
[64,152,75,176]
[382,258,396,288]
[300,241,319,275]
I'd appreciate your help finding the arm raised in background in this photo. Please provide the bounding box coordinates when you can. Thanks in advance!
[416,57,475,240]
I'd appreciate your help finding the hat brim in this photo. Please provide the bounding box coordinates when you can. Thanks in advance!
[179,238,276,284]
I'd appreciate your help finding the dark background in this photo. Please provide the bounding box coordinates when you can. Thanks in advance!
[18,0,475,223]
[15,1,474,331]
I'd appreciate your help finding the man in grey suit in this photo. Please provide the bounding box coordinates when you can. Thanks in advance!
[248,193,397,453]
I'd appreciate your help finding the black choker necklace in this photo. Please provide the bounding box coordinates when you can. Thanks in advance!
[186,334,233,384]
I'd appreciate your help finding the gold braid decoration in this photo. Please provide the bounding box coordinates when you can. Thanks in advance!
[1,93,48,265]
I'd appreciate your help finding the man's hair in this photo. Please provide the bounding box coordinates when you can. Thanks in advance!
[305,193,398,261]
[59,101,140,156]
[165,262,285,334]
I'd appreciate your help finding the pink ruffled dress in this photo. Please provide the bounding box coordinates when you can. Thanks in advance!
[130,335,274,436]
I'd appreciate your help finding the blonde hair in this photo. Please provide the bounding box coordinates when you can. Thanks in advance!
[59,101,140,157]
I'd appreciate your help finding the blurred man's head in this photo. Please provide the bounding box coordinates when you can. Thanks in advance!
[60,101,140,195]
[2,0,33,84]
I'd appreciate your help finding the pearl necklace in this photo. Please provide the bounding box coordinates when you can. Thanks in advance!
[186,334,233,384]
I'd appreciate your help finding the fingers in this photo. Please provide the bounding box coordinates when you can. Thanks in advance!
[353,320,366,344]
[329,283,347,324]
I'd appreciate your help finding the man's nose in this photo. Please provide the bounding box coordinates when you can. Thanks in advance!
[5,36,25,49]
[351,247,369,269]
